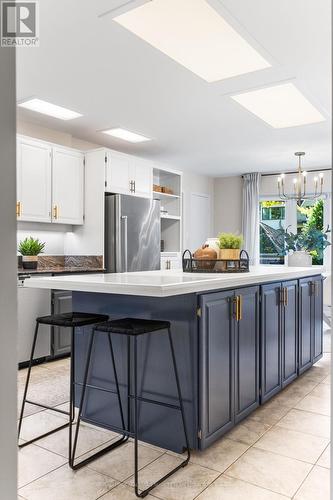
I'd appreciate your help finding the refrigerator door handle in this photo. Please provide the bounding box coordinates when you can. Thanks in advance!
[121,215,128,272]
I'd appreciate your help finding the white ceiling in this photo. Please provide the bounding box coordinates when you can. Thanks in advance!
[16,0,331,176]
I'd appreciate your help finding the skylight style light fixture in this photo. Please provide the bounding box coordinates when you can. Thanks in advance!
[113,0,271,82]
[231,83,325,128]
[102,128,151,143]
[18,98,82,120]
[278,152,324,204]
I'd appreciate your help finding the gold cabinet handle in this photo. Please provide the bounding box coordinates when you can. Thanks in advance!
[238,294,243,321]
[234,295,242,321]
[16,201,21,217]
[284,287,288,307]
[53,205,58,220]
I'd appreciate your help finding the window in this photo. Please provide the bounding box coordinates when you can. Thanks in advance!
[297,198,324,265]
[259,196,330,267]
[260,200,286,264]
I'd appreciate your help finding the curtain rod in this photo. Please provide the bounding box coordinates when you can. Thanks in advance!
[262,168,331,177]
[242,168,331,178]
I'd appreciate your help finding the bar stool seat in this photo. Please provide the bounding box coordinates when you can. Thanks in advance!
[95,317,170,335]
[37,312,109,327]
[18,311,111,458]
[73,317,190,498]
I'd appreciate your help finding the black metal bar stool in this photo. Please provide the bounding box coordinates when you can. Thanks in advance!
[18,312,113,461]
[73,318,190,498]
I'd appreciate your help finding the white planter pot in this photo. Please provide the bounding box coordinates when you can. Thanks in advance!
[288,251,312,267]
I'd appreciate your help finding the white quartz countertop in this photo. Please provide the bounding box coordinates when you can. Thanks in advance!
[23,266,324,297]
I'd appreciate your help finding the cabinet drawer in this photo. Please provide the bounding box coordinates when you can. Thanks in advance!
[161,253,181,270]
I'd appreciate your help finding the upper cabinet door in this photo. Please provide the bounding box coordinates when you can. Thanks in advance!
[17,137,52,222]
[52,147,84,225]
[131,158,152,198]
[106,151,131,195]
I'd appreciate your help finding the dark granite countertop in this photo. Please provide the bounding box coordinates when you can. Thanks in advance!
[17,255,104,276]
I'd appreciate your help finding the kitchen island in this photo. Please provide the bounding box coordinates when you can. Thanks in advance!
[25,266,324,452]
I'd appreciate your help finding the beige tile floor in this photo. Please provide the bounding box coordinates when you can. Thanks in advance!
[17,351,331,500]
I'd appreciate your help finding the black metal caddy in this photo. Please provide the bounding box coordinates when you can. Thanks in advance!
[182,249,250,273]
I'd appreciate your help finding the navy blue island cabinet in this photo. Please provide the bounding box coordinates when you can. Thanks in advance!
[198,286,259,449]
[299,276,323,374]
[260,280,298,403]
[72,274,323,454]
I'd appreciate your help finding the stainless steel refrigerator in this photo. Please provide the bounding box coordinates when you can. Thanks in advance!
[105,194,161,273]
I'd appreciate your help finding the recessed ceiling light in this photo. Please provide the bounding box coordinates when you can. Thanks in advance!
[102,128,151,143]
[114,0,270,82]
[231,83,325,128]
[18,98,82,120]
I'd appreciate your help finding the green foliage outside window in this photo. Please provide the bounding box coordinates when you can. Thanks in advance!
[297,199,324,264]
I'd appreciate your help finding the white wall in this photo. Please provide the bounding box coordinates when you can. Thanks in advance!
[17,120,98,150]
[182,171,215,250]
[0,48,17,500]
[17,222,67,255]
[214,176,242,235]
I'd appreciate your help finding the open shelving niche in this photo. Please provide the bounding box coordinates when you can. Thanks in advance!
[153,166,182,267]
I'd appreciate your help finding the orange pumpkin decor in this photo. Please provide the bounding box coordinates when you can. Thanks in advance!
[193,244,217,270]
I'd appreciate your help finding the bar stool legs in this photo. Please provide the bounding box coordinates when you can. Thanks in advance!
[69,330,128,470]
[18,323,70,448]
[133,328,190,498]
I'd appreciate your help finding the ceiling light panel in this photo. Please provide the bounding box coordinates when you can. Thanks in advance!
[231,83,325,128]
[102,128,151,142]
[114,0,271,82]
[18,98,82,120]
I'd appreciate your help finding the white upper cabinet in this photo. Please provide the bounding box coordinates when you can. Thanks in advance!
[52,147,84,225]
[132,157,152,198]
[106,151,132,195]
[17,136,84,225]
[105,150,152,198]
[17,137,52,222]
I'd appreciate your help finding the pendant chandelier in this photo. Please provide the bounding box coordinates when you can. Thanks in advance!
[277,152,324,204]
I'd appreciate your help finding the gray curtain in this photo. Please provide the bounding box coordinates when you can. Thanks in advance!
[242,173,261,265]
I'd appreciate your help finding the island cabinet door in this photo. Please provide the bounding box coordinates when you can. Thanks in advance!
[199,290,234,449]
[234,286,260,423]
[281,280,298,387]
[299,278,313,374]
[312,276,323,363]
[260,283,282,403]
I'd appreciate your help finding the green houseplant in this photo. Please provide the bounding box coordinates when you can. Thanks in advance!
[18,237,45,269]
[218,233,244,260]
[281,226,330,267]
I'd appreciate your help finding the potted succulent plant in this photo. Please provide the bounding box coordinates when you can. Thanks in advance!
[218,233,244,260]
[281,226,330,267]
[18,237,45,270]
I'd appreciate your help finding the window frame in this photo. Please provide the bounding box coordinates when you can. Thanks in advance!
[259,193,331,269]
